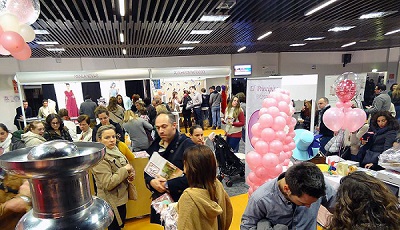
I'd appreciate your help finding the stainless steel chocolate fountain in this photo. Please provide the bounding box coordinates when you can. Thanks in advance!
[0,140,114,229]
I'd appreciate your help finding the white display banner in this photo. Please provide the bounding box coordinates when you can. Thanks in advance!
[151,66,231,78]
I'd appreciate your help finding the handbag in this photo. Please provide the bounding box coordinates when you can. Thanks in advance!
[361,149,381,166]
[128,182,138,200]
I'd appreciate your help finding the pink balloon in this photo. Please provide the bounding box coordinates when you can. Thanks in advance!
[279,151,287,163]
[275,131,286,141]
[283,145,289,152]
[251,122,262,138]
[248,186,254,196]
[289,107,295,116]
[336,101,344,108]
[12,43,31,60]
[323,107,345,131]
[284,135,294,144]
[269,164,283,178]
[262,98,277,108]
[343,101,353,108]
[255,166,270,180]
[0,31,25,53]
[288,141,296,150]
[277,101,290,115]
[246,151,263,170]
[0,45,10,55]
[258,107,269,116]
[281,94,291,104]
[290,117,297,127]
[259,114,274,129]
[262,153,280,169]
[246,176,254,188]
[250,136,260,148]
[343,108,367,132]
[261,128,275,142]
[269,140,283,154]
[0,25,3,36]
[288,131,295,138]
[272,116,286,131]
[336,79,356,102]
[255,140,269,155]
[267,106,280,118]
[248,172,262,185]
[282,159,290,166]
[285,151,293,158]
[269,92,283,102]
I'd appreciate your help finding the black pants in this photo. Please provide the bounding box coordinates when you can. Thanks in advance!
[182,112,192,131]
[150,205,162,225]
[108,204,127,230]
[193,107,203,128]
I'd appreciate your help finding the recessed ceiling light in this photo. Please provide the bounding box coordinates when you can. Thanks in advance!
[122,49,127,55]
[385,29,400,35]
[36,41,59,45]
[34,30,49,34]
[359,11,397,19]
[182,40,200,44]
[257,31,272,40]
[237,46,246,52]
[290,43,307,47]
[372,69,378,72]
[328,26,355,32]
[304,0,337,16]
[119,0,125,16]
[304,37,325,41]
[341,42,356,48]
[120,33,124,43]
[46,48,65,52]
[190,30,213,35]
[199,15,230,22]
[179,47,194,50]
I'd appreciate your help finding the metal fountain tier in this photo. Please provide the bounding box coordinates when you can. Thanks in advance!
[0,140,114,230]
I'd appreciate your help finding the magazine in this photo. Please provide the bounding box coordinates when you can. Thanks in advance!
[144,152,183,180]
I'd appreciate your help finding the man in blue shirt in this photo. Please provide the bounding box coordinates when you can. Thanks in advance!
[241,162,335,230]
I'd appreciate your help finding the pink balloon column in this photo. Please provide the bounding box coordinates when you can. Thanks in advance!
[246,89,296,196]
[0,0,39,60]
[323,72,367,132]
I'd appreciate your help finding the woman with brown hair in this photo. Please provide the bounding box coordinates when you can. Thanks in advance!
[223,95,245,152]
[43,114,73,142]
[177,145,232,230]
[107,96,125,126]
[122,110,153,151]
[327,171,400,230]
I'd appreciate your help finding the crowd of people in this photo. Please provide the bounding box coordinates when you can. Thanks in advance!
[1,82,400,230]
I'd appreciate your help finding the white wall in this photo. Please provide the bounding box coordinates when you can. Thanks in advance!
[0,47,399,129]
[0,75,22,132]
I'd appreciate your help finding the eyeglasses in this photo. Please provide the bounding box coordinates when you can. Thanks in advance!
[51,122,60,125]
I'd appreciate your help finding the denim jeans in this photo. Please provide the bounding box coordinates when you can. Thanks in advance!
[212,106,221,127]
[193,107,203,128]
[226,136,241,153]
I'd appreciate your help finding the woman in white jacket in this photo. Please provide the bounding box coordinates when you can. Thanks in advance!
[21,121,46,147]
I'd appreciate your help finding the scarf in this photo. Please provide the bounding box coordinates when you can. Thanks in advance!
[0,133,12,154]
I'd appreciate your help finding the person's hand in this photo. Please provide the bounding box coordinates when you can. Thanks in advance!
[4,197,29,213]
[18,180,30,197]
[124,164,133,174]
[365,163,373,169]
[366,106,371,109]
[150,175,167,193]
[361,140,368,145]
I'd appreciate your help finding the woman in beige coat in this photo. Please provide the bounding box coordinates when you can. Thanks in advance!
[21,121,46,147]
[92,125,134,230]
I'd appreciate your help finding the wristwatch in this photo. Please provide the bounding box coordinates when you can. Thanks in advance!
[19,195,32,205]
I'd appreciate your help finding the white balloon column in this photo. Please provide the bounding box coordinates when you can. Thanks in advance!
[0,0,40,60]
[245,89,297,196]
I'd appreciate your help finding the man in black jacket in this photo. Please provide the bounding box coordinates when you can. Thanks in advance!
[14,100,33,129]
[317,97,334,154]
[91,106,125,142]
[144,112,195,224]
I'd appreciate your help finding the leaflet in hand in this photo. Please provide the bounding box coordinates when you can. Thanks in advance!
[144,152,183,180]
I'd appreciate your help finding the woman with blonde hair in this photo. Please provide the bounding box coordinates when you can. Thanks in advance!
[178,145,233,230]
[93,125,134,230]
[107,96,125,126]
[122,110,153,151]
[327,171,400,230]
[391,84,400,120]
[223,96,245,152]
[21,121,46,147]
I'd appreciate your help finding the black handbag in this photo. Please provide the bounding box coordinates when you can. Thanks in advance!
[339,146,352,160]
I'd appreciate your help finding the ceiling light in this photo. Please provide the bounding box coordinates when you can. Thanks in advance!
[199,15,230,22]
[341,42,356,48]
[328,26,355,32]
[304,37,325,41]
[120,32,124,43]
[385,28,400,35]
[36,41,59,45]
[359,11,397,19]
[182,40,200,44]
[46,48,65,52]
[119,0,125,16]
[237,46,246,52]
[190,30,213,35]
[34,30,49,34]
[290,43,307,47]
[122,49,127,55]
[179,47,194,50]
[257,31,272,40]
[304,0,337,16]
[372,69,378,72]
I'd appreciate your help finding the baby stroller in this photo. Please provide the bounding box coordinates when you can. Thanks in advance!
[213,134,245,187]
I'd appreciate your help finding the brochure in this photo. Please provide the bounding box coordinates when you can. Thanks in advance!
[144,152,183,180]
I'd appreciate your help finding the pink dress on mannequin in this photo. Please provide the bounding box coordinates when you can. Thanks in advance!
[65,90,79,117]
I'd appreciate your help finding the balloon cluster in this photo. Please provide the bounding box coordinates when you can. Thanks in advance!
[246,89,297,196]
[323,72,366,132]
[0,0,40,60]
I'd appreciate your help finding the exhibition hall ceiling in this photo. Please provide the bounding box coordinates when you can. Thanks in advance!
[30,0,400,58]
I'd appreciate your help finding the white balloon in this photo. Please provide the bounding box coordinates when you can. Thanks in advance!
[0,13,20,32]
[6,0,40,25]
[19,23,35,42]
